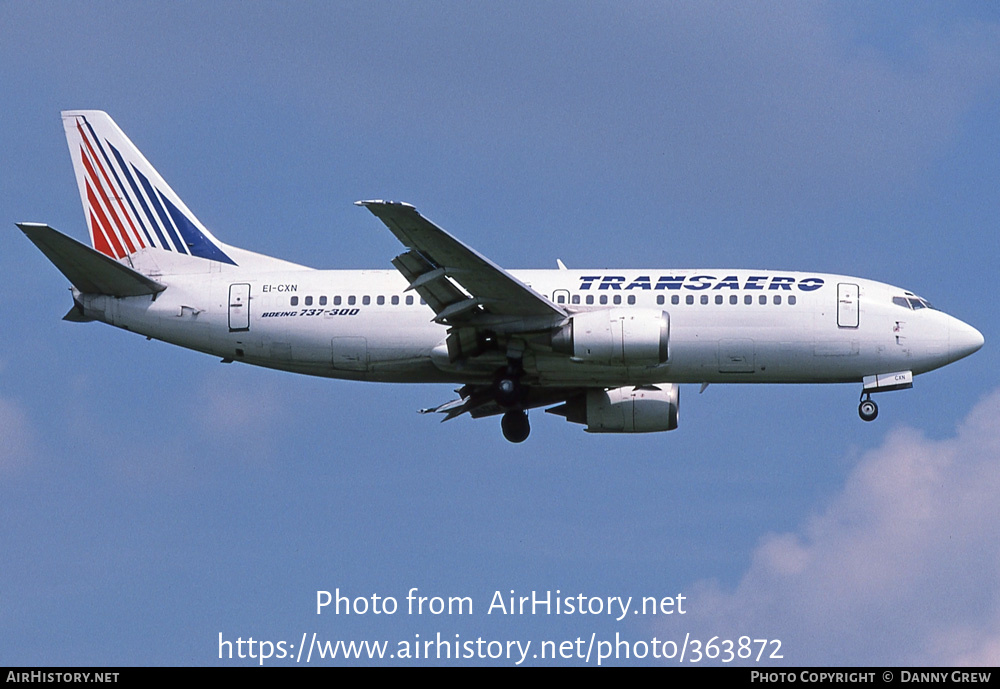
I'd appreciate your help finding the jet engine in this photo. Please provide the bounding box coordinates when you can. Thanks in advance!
[552,308,669,365]
[547,384,679,433]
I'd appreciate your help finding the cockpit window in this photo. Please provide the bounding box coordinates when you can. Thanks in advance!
[894,295,935,310]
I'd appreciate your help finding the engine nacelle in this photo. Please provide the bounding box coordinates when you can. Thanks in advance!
[547,384,680,433]
[552,308,669,365]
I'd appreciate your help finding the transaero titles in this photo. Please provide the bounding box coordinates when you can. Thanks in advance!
[578,275,825,291]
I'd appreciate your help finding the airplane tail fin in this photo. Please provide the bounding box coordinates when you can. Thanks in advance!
[62,110,237,265]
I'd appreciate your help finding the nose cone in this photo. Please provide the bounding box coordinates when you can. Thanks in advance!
[950,319,985,362]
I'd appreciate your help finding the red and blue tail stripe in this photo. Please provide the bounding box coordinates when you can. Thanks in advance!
[69,113,236,265]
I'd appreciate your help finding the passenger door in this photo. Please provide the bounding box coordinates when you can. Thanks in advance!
[837,283,859,328]
[229,283,251,332]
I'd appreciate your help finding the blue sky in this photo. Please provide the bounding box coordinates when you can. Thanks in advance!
[2,2,998,666]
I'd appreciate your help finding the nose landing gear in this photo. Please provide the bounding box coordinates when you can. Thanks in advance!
[857,370,912,422]
[858,393,878,422]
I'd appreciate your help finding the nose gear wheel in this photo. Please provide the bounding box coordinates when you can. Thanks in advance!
[858,393,878,422]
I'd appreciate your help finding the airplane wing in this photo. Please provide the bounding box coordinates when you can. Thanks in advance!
[356,201,567,327]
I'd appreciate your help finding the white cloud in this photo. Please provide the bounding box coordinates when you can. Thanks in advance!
[678,389,1000,666]
[0,396,34,475]
[187,370,293,464]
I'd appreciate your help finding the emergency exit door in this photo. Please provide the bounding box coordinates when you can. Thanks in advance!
[837,283,859,328]
[229,283,251,331]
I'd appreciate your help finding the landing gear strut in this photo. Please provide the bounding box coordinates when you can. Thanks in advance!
[494,356,526,408]
[858,393,878,422]
[496,345,529,442]
[501,409,530,443]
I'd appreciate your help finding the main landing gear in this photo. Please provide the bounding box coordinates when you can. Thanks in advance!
[496,355,530,443]
[495,359,526,407]
[501,409,530,443]
[858,393,878,422]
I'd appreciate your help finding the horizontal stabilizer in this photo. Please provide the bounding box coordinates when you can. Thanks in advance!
[17,223,166,297]
[62,304,93,322]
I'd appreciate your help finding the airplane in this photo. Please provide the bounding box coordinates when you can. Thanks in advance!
[18,110,984,443]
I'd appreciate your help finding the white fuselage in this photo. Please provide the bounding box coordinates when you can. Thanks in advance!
[73,264,982,389]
